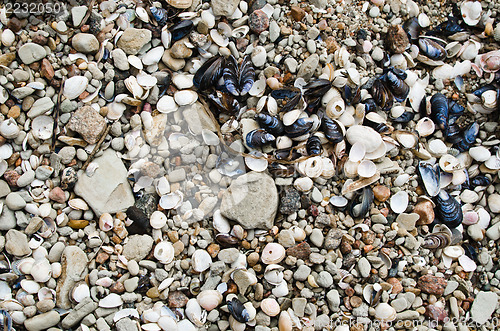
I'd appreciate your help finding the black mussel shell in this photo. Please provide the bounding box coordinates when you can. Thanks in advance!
[445,124,463,144]
[418,38,447,61]
[304,96,322,115]
[216,233,239,247]
[432,16,465,36]
[150,6,169,26]
[284,118,313,138]
[470,175,491,188]
[304,79,332,98]
[448,100,465,118]
[246,129,276,148]
[364,112,391,134]
[223,55,255,97]
[383,70,409,102]
[472,84,496,98]
[403,17,421,41]
[194,55,224,91]
[419,94,430,117]
[454,122,479,152]
[363,98,378,113]
[169,20,194,42]
[268,162,295,177]
[271,87,301,113]
[273,148,302,161]
[462,243,478,262]
[208,91,240,113]
[126,206,151,235]
[0,309,12,331]
[392,111,414,123]
[417,162,440,197]
[306,135,322,155]
[371,79,393,111]
[227,298,250,323]
[348,187,373,219]
[342,85,362,106]
[321,116,344,143]
[430,93,449,130]
[255,113,284,136]
[433,190,463,228]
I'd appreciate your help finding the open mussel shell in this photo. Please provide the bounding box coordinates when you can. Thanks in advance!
[417,162,440,197]
[433,190,463,228]
[193,55,224,91]
[348,187,373,219]
[418,37,447,61]
[227,297,250,323]
[255,114,284,136]
[270,87,302,113]
[223,55,255,97]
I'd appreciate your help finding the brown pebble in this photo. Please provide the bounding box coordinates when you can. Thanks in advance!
[350,296,363,308]
[67,220,89,229]
[249,9,269,34]
[95,252,110,264]
[32,34,48,45]
[373,185,391,202]
[386,25,409,54]
[387,278,403,294]
[7,17,22,33]
[146,287,160,299]
[425,304,448,322]
[41,59,55,80]
[325,36,339,54]
[206,243,220,258]
[290,6,305,21]
[417,274,447,296]
[414,200,435,225]
[110,281,125,294]
[247,252,260,266]
[168,290,189,308]
[286,241,311,260]
[7,106,20,119]
[4,170,20,186]
[49,187,67,203]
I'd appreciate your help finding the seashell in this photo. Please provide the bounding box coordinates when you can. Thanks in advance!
[357,160,377,178]
[393,130,418,148]
[107,101,126,120]
[439,154,462,173]
[224,55,255,97]
[261,298,280,317]
[469,146,490,162]
[20,279,40,294]
[0,144,14,160]
[197,290,223,311]
[192,249,212,272]
[326,97,345,119]
[390,191,408,214]
[418,37,447,61]
[63,76,89,100]
[261,243,285,264]
[159,191,183,209]
[227,297,250,323]
[427,139,448,157]
[185,298,206,327]
[433,190,463,228]
[1,29,15,46]
[478,50,500,73]
[443,245,465,259]
[167,0,193,9]
[95,277,113,287]
[172,74,194,90]
[375,302,397,322]
[264,264,284,286]
[0,118,19,139]
[0,86,7,104]
[256,113,284,136]
[31,115,54,140]
[157,95,178,114]
[124,76,146,99]
[383,69,409,102]
[484,155,500,170]
[99,293,123,308]
[294,177,313,192]
[321,116,344,143]
[349,187,374,218]
[174,90,198,106]
[99,213,114,231]
[246,129,275,149]
[415,117,435,137]
[454,122,479,152]
[245,153,268,172]
[31,259,52,283]
[68,198,89,210]
[150,211,167,229]
[283,109,302,126]
[71,282,90,303]
[154,241,174,264]
[279,311,293,331]
[346,125,383,154]
[232,26,250,38]
[458,254,476,272]
[461,0,482,26]
[418,13,430,28]
[330,195,348,208]
[136,72,158,90]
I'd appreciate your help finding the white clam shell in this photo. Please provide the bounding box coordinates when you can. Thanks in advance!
[469,146,491,162]
[20,280,40,294]
[159,191,183,209]
[349,142,366,162]
[154,241,175,264]
[272,280,289,297]
[415,117,435,137]
[244,153,268,172]
[137,71,158,90]
[174,90,198,106]
[31,115,54,140]
[185,299,206,327]
[99,293,123,308]
[346,125,383,154]
[213,210,231,233]
[1,29,15,46]
[63,76,88,100]
[264,264,284,285]
[172,74,194,90]
[390,191,408,214]
[68,198,89,210]
[293,177,313,192]
[150,211,167,229]
[261,243,285,264]
[192,249,212,272]
[260,298,280,317]
[357,160,377,178]
[31,259,52,283]
[72,282,90,303]
[461,0,482,26]
[157,95,178,114]
[375,302,397,322]
[0,118,19,139]
[197,290,222,311]
[142,46,164,66]
[443,245,465,259]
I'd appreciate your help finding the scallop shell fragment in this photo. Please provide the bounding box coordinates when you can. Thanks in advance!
[99,293,123,308]
[154,241,175,264]
[390,191,408,214]
[31,115,54,140]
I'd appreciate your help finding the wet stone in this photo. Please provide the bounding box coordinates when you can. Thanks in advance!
[417,274,447,296]
[249,10,269,34]
[286,241,311,260]
[279,187,301,215]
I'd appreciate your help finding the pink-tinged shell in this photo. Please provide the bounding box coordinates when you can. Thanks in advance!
[462,210,479,225]
[479,50,500,73]
[99,213,114,232]
[260,298,280,317]
[261,243,286,264]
